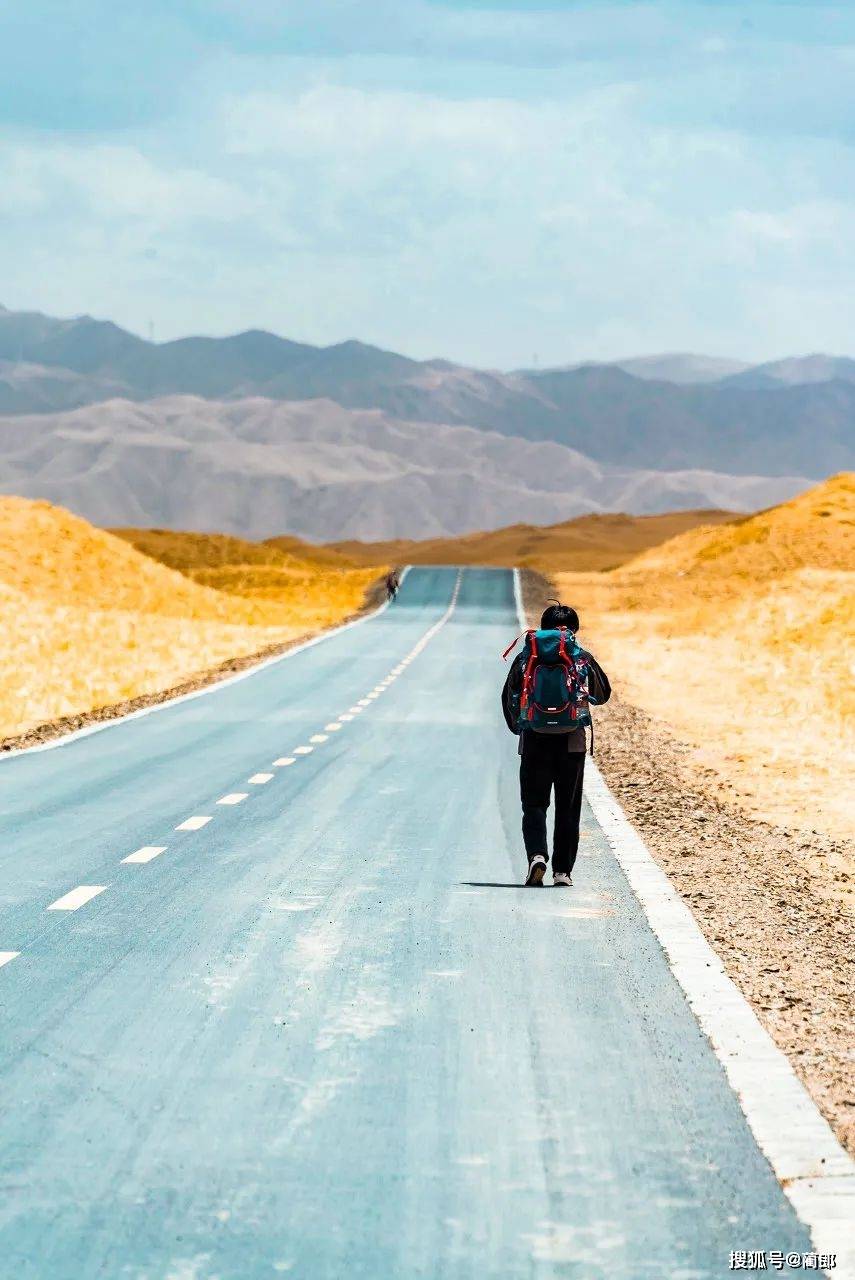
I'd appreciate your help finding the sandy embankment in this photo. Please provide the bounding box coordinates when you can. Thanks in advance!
[1,499,384,748]
[525,473,855,1154]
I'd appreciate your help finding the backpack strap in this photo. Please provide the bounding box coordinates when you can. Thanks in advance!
[501,633,522,661]
[520,630,538,717]
[557,626,582,663]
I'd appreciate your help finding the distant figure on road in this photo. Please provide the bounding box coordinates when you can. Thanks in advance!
[385,569,400,602]
[502,602,610,887]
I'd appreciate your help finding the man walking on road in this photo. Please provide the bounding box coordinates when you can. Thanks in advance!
[385,569,400,602]
[502,603,610,887]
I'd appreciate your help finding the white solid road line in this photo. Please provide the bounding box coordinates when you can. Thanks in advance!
[0,951,20,968]
[47,885,107,911]
[273,757,296,767]
[217,793,248,805]
[293,746,314,755]
[122,846,168,865]
[586,763,855,1270]
[248,773,274,784]
[176,815,212,831]
[357,698,372,707]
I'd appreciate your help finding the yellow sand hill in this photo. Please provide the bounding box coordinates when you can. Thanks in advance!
[2,500,381,741]
[325,508,736,572]
[623,473,853,583]
[112,527,365,609]
[555,474,855,839]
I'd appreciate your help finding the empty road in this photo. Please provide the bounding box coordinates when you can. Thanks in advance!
[0,568,834,1278]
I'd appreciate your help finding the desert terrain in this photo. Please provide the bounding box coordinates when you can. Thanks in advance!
[0,498,382,746]
[2,504,737,749]
[554,474,854,844]
[328,507,736,572]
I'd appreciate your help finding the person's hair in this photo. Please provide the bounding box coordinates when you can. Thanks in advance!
[540,602,580,632]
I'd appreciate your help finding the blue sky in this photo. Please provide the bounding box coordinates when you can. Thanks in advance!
[1,1,853,367]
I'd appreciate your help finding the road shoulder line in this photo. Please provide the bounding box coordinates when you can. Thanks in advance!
[512,566,855,1270]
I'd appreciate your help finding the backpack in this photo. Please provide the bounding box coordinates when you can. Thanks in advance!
[512,628,592,734]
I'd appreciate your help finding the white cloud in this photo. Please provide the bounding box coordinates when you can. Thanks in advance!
[1,55,853,366]
[728,202,847,248]
[2,140,250,224]
[220,83,628,158]
[212,80,762,275]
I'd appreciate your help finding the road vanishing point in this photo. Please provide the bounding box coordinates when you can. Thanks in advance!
[0,568,850,1279]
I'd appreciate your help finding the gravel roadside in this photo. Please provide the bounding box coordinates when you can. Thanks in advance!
[521,570,854,1157]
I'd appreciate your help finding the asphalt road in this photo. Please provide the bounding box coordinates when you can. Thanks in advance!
[0,567,814,1278]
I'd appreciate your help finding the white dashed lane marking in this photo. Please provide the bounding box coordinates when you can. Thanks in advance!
[122,846,168,865]
[3,572,465,975]
[48,885,107,912]
[176,816,212,831]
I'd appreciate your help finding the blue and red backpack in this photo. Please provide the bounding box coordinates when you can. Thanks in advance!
[506,628,592,734]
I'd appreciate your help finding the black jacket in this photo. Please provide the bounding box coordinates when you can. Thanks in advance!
[501,646,611,737]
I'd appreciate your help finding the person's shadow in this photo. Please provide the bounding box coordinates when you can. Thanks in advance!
[459,881,533,890]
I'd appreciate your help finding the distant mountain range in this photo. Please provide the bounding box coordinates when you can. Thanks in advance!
[0,304,850,538]
[720,354,855,390]
[598,352,855,387]
[533,354,753,383]
[0,396,809,541]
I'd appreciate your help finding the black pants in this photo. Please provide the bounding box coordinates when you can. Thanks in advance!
[519,734,586,875]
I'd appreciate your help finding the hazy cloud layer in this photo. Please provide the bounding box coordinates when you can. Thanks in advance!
[1,2,853,366]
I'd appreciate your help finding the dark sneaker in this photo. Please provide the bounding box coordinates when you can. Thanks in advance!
[525,855,547,887]
[553,872,573,887]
